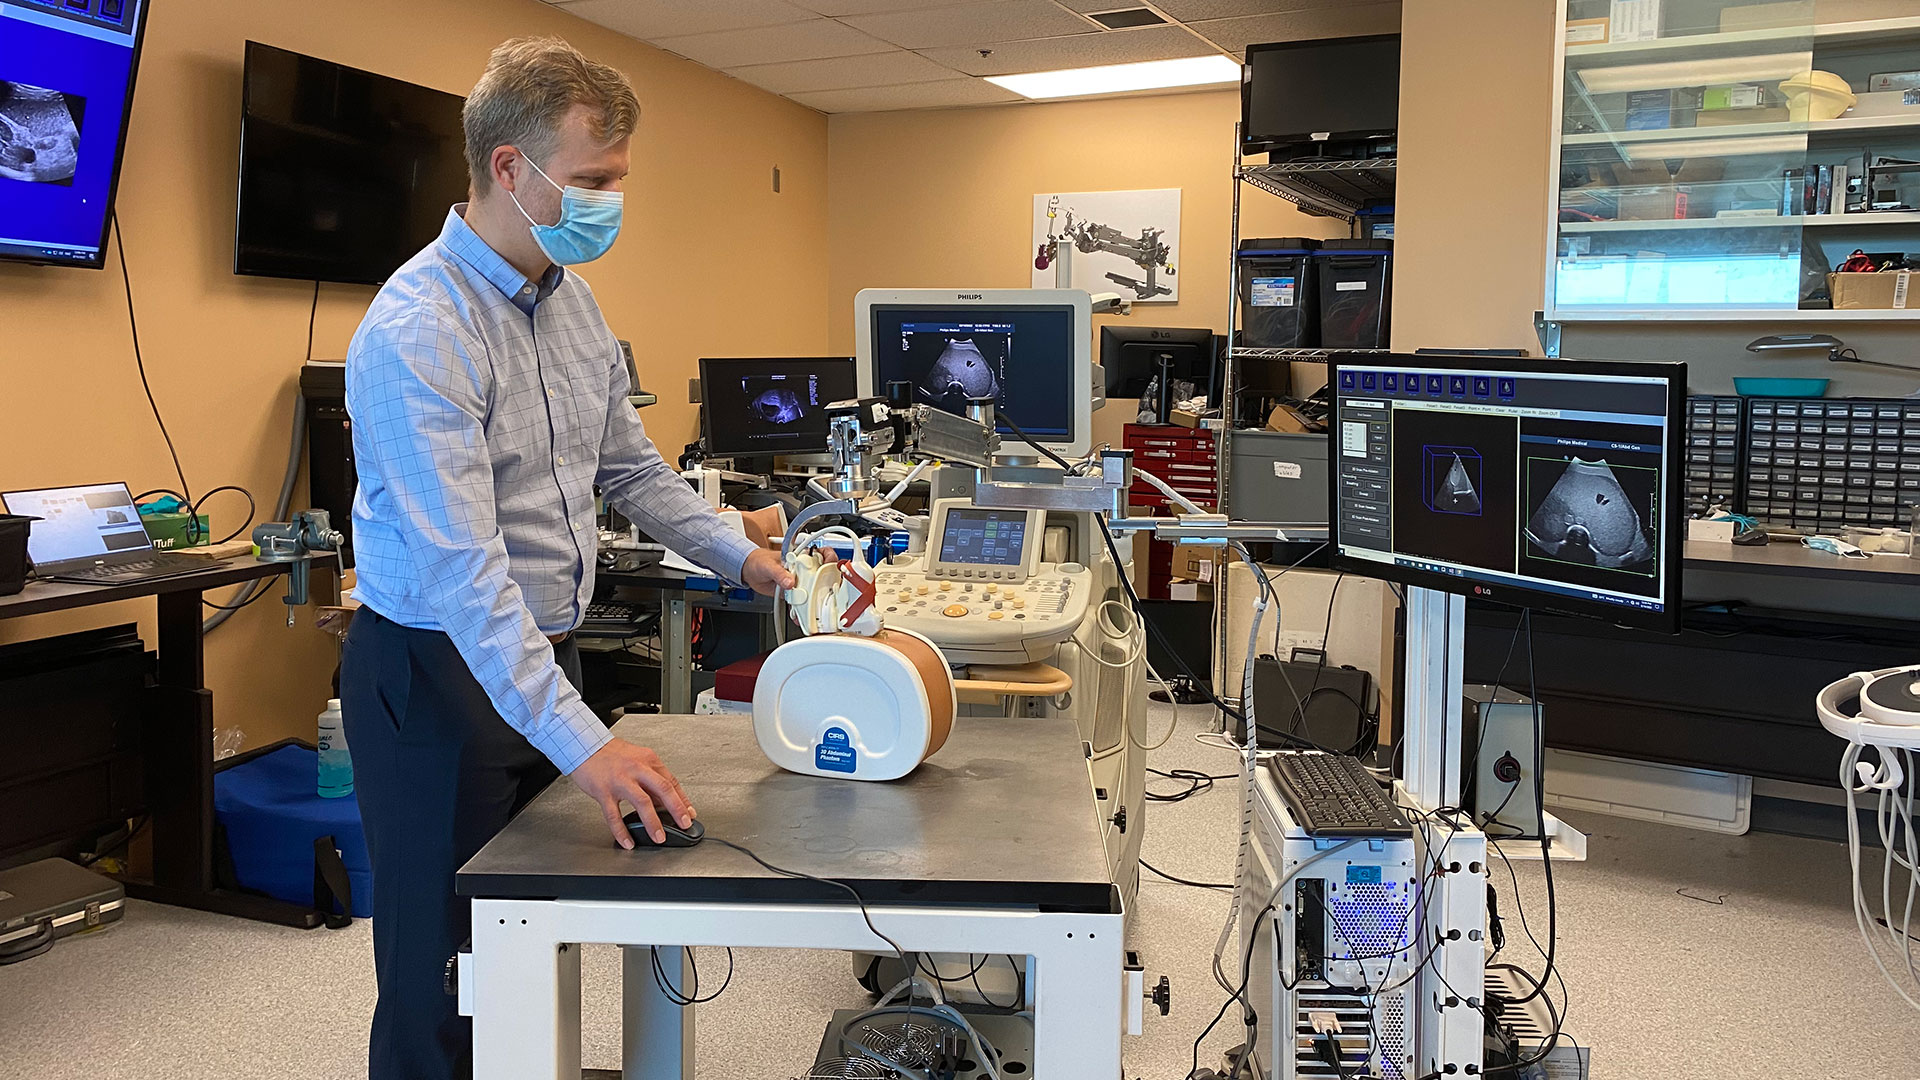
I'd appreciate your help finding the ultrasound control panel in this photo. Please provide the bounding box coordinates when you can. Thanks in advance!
[873,500,1089,664]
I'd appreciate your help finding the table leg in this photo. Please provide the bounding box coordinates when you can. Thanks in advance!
[622,946,694,1080]
[472,903,582,1080]
[663,596,691,713]
[148,590,213,893]
[1031,923,1125,1079]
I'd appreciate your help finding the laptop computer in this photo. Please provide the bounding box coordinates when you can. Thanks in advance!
[0,482,209,585]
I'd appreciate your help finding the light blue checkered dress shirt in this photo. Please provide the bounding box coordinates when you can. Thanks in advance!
[346,207,758,774]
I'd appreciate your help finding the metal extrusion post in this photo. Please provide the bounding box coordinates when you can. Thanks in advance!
[471,900,582,1080]
[663,595,691,714]
[622,946,693,1080]
[1213,124,1246,705]
[1401,586,1467,810]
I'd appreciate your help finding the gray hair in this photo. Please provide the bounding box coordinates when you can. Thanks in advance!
[463,37,639,194]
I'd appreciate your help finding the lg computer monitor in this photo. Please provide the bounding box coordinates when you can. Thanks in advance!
[698,356,856,459]
[855,288,1094,460]
[1327,352,1686,633]
[0,0,149,268]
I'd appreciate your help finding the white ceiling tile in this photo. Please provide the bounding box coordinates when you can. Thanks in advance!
[1187,2,1400,55]
[1153,0,1349,19]
[789,77,1025,112]
[550,0,814,39]
[840,0,1097,50]
[920,24,1218,76]
[727,49,964,93]
[651,19,896,67]
[784,0,981,14]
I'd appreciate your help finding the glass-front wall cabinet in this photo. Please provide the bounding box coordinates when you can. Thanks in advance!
[1550,0,1920,319]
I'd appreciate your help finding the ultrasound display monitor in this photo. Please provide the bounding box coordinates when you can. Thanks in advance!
[1329,353,1686,632]
[699,356,857,458]
[0,0,150,268]
[855,289,1094,459]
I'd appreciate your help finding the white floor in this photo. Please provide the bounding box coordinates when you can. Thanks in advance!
[3,702,1917,1079]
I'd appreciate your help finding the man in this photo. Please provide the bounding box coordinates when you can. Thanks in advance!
[339,37,793,1080]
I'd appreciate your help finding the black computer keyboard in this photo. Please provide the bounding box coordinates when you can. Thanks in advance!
[1265,751,1412,838]
[579,599,653,637]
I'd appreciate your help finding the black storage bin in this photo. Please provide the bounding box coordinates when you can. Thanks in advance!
[1237,238,1320,349]
[0,514,32,597]
[1316,239,1393,350]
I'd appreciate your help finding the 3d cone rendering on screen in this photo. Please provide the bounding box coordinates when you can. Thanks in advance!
[1434,453,1482,514]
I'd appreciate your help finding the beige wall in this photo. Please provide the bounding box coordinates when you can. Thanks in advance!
[0,0,829,747]
[826,89,1352,444]
[1392,0,1556,353]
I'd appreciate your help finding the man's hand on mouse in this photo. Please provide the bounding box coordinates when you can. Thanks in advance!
[570,740,693,849]
[741,547,797,598]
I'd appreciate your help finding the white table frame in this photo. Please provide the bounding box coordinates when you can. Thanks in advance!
[465,896,1125,1080]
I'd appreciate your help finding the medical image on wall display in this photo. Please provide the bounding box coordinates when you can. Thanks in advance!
[0,80,85,187]
[1390,408,1519,574]
[896,325,1011,414]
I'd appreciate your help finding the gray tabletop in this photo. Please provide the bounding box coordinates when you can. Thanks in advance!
[457,713,1119,913]
[1685,539,1920,581]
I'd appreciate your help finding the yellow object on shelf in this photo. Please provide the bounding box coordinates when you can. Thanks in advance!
[1779,70,1857,120]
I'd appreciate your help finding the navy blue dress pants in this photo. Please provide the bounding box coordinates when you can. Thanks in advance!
[340,607,582,1080]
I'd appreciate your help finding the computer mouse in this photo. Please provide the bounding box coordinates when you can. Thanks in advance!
[621,810,705,849]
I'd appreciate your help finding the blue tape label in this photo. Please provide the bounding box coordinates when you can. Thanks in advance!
[1346,865,1382,884]
[816,727,857,774]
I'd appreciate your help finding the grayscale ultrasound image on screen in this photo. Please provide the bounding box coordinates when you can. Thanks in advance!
[1524,457,1656,572]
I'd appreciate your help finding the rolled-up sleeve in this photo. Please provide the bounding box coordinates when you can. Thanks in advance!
[348,313,611,774]
[594,342,759,583]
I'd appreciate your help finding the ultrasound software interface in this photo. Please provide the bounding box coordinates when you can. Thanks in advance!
[868,305,1075,444]
[0,0,146,264]
[1333,362,1675,617]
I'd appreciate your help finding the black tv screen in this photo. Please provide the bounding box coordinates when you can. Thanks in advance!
[0,0,149,268]
[1242,35,1400,158]
[235,42,469,285]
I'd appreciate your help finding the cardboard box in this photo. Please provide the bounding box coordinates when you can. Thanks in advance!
[1171,542,1226,584]
[1829,270,1913,310]
[1618,188,1695,220]
[1696,106,1791,126]
[1169,408,1203,428]
[1265,404,1315,433]
[1565,16,1610,45]
[1168,580,1213,603]
[142,512,212,550]
[1725,0,1917,32]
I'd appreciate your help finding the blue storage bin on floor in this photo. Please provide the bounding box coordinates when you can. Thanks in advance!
[214,741,372,918]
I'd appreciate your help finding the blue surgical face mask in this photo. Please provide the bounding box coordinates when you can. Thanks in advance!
[507,156,623,266]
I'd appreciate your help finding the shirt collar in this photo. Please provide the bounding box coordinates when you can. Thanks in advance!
[439,204,565,313]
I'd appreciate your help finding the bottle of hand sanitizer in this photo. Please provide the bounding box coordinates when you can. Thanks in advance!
[317,699,354,798]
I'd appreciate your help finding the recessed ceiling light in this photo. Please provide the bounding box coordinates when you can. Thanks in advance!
[985,55,1241,101]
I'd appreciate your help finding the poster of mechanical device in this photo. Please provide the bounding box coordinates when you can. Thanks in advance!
[1031,187,1180,301]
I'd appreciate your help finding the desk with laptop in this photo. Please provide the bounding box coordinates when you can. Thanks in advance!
[1,481,213,586]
